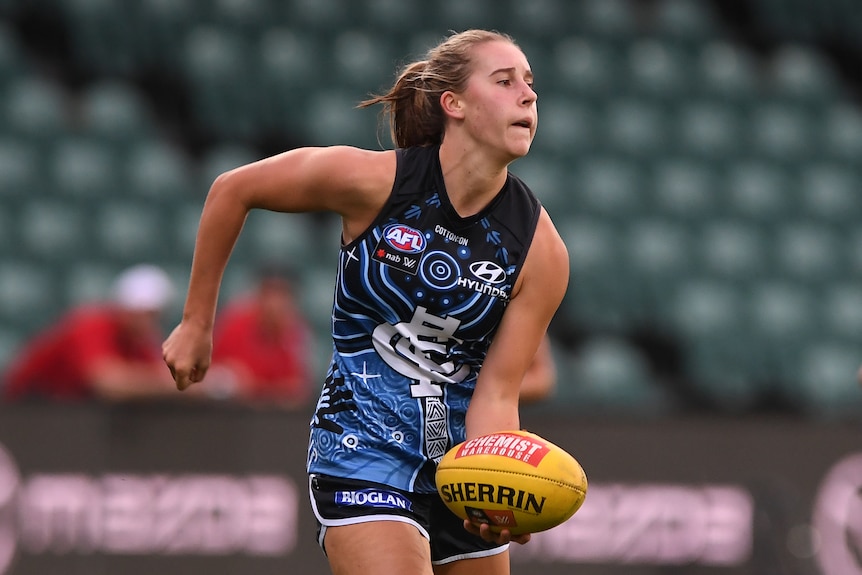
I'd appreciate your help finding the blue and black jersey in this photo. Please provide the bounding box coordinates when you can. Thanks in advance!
[307,145,542,494]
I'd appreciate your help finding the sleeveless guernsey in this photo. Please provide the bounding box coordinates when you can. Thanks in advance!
[307,145,542,494]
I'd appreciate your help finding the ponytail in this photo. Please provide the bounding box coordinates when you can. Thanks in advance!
[359,30,517,149]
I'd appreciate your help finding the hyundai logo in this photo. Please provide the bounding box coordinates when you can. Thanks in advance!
[469,261,507,284]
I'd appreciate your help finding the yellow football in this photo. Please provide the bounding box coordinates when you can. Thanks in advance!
[435,429,588,535]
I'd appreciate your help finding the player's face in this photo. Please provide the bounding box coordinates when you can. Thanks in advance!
[458,41,538,161]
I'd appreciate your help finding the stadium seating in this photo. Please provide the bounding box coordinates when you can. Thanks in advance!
[556,335,678,415]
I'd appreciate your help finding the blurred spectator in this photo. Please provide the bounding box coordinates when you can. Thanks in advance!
[2,264,180,402]
[519,335,557,404]
[207,265,315,409]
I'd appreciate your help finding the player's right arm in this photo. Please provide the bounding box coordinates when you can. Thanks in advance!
[163,146,396,390]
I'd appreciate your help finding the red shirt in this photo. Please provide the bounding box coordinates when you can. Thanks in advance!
[212,300,312,403]
[2,305,165,401]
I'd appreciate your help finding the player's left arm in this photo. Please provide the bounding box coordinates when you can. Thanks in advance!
[466,208,569,440]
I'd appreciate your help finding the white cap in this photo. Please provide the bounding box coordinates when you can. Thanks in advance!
[112,264,174,312]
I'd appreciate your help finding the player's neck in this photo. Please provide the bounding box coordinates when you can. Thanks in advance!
[438,142,508,218]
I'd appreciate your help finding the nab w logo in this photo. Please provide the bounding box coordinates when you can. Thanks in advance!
[383,224,426,254]
[469,261,507,284]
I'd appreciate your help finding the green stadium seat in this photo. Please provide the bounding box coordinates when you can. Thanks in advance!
[766,44,840,104]
[572,156,643,219]
[125,140,197,202]
[0,23,24,89]
[558,216,637,330]
[683,333,764,413]
[303,89,380,148]
[0,261,59,333]
[821,284,862,343]
[602,98,669,160]
[747,101,814,163]
[0,328,22,374]
[668,279,763,410]
[435,0,499,32]
[697,220,767,284]
[848,228,862,281]
[300,266,338,335]
[4,76,70,146]
[772,223,843,285]
[675,100,742,160]
[624,39,693,101]
[650,158,718,221]
[256,28,323,131]
[795,163,861,227]
[0,139,40,198]
[668,278,744,340]
[650,0,719,45]
[283,0,350,31]
[62,261,120,306]
[695,41,760,102]
[745,280,818,384]
[722,161,791,224]
[506,0,568,37]
[357,0,425,34]
[19,200,90,262]
[532,96,596,159]
[551,36,620,98]
[790,342,862,419]
[134,0,199,69]
[748,281,817,336]
[0,207,14,259]
[561,336,676,415]
[48,137,118,200]
[577,0,637,42]
[207,0,275,38]
[79,81,153,148]
[330,30,398,93]
[561,217,619,276]
[182,26,256,139]
[60,0,136,74]
[171,200,205,264]
[625,219,691,275]
[624,218,692,320]
[508,156,567,214]
[241,210,318,266]
[818,104,862,164]
[404,30,447,60]
[94,202,166,263]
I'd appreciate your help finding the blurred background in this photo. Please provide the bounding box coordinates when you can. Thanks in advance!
[0,1,860,574]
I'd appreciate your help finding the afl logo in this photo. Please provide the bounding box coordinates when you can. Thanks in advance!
[383,224,426,254]
[469,261,507,284]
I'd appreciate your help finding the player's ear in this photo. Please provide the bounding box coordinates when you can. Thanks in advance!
[440,91,465,120]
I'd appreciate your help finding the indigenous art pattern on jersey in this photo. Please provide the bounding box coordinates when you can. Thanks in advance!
[308,146,540,493]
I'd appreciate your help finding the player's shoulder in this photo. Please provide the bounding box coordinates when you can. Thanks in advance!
[327,145,396,176]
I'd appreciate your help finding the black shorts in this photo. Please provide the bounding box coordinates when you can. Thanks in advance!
[309,473,508,565]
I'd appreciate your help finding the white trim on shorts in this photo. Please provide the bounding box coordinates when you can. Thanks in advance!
[431,544,510,566]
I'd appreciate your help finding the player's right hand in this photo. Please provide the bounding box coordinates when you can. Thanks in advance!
[162,322,213,391]
[464,520,532,546]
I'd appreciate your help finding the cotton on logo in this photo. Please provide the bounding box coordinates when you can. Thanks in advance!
[0,444,20,575]
[469,261,506,284]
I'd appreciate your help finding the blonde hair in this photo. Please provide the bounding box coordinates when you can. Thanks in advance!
[360,29,518,149]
